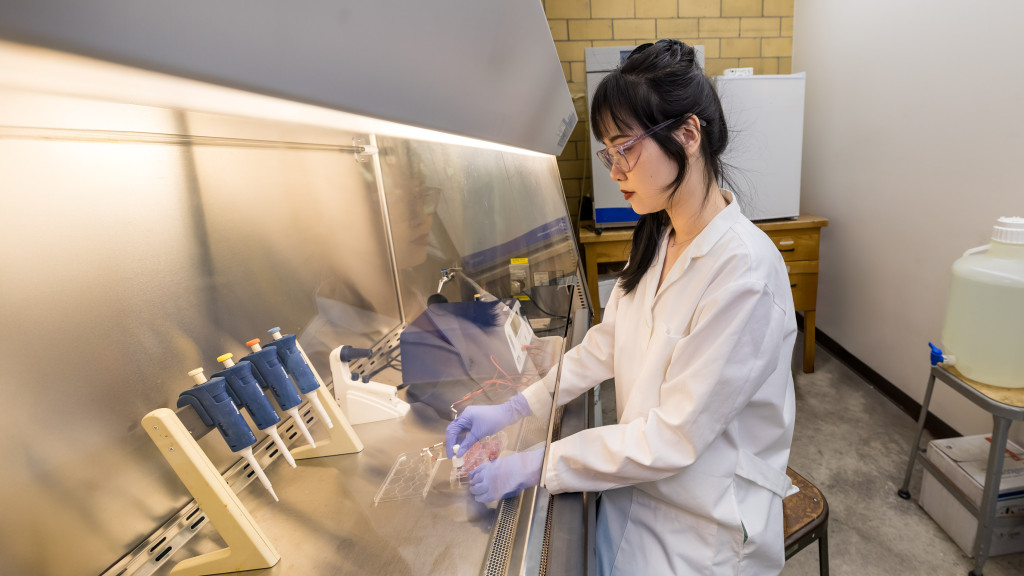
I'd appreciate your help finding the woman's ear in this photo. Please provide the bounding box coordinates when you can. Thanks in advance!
[677,115,703,156]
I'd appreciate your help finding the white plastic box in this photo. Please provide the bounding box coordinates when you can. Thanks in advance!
[919,435,1024,557]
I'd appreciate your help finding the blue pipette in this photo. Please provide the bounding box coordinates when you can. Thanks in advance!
[265,327,333,429]
[243,338,317,448]
[178,368,278,501]
[213,353,296,468]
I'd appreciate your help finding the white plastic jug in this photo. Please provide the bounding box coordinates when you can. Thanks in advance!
[941,217,1024,388]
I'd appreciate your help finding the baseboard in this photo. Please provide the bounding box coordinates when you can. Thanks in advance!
[797,313,959,439]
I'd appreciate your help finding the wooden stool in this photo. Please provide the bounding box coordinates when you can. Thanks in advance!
[784,467,830,575]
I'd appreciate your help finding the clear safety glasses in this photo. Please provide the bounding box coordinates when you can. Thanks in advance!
[595,115,703,173]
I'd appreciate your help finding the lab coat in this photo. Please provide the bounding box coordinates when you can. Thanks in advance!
[524,198,796,575]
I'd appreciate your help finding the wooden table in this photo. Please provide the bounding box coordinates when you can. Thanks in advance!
[578,215,829,373]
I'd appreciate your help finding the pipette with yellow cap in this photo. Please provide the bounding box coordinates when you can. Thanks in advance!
[212,353,296,468]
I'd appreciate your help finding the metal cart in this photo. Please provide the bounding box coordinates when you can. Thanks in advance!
[898,364,1024,576]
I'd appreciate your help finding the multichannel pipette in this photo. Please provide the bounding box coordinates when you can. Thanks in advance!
[243,338,317,448]
[178,368,279,502]
[265,327,333,429]
[213,353,296,468]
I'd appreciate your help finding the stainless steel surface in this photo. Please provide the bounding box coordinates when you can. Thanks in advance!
[0,1,575,155]
[140,378,556,576]
[0,76,400,574]
[541,397,594,576]
[0,126,369,152]
[368,132,408,326]
[102,403,324,576]
[0,39,584,576]
[484,282,592,576]
[534,282,595,576]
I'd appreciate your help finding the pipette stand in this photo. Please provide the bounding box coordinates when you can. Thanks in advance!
[330,345,410,425]
[289,341,364,459]
[142,408,279,576]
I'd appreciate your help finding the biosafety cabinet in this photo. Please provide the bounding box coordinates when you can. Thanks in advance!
[0,3,594,576]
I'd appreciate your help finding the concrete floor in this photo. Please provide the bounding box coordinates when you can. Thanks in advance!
[598,333,1024,575]
[781,336,1024,576]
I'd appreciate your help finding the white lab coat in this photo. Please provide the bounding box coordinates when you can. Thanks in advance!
[524,197,796,575]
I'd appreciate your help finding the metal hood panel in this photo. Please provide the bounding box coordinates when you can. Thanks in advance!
[0,0,576,155]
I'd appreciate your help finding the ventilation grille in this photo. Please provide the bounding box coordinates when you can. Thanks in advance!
[483,493,522,576]
[539,491,557,576]
[572,280,587,312]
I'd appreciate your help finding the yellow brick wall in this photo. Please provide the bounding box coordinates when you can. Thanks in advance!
[542,0,794,230]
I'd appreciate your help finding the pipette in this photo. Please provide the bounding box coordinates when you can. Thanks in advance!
[213,353,296,468]
[265,327,333,429]
[178,368,278,502]
[242,338,317,448]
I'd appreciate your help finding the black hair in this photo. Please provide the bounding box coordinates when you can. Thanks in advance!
[590,39,731,295]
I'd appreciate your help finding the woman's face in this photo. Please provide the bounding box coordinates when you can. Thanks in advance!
[600,121,680,215]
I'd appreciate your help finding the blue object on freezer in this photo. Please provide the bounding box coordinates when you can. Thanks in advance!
[213,360,281,431]
[177,377,257,453]
[264,332,319,394]
[243,347,303,412]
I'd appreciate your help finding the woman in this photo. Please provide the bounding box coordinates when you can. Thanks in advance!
[447,39,796,575]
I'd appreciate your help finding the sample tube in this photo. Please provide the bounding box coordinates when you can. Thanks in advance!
[243,338,316,448]
[178,368,278,501]
[213,353,296,468]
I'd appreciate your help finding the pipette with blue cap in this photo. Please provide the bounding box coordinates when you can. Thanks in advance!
[264,327,333,429]
[178,368,278,501]
[213,352,296,468]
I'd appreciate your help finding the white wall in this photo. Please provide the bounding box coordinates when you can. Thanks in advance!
[793,0,1024,443]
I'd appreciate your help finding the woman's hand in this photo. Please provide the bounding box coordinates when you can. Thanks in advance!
[467,449,544,502]
[445,393,531,458]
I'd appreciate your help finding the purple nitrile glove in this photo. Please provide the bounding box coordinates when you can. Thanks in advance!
[446,393,531,458]
[467,449,544,503]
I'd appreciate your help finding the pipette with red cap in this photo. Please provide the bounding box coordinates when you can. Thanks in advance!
[242,338,317,448]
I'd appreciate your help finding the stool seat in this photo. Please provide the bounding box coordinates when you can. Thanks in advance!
[784,467,830,575]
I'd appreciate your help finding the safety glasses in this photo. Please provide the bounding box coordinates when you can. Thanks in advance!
[595,115,703,173]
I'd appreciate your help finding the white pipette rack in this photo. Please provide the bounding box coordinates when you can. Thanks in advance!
[135,333,363,576]
[142,408,280,576]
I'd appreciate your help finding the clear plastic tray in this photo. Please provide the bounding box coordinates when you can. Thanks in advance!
[374,451,442,505]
